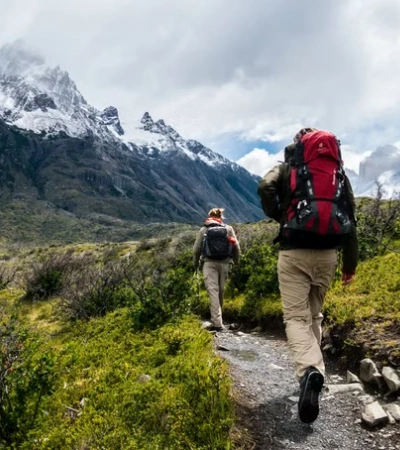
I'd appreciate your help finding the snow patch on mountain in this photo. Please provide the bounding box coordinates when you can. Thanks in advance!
[0,41,121,139]
[0,41,237,171]
[122,111,234,167]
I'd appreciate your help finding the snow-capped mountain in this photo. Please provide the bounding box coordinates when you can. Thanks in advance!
[0,41,246,172]
[347,145,400,198]
[0,41,263,227]
[0,41,98,137]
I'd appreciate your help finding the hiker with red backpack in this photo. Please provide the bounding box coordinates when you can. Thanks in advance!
[258,128,358,424]
[193,208,240,332]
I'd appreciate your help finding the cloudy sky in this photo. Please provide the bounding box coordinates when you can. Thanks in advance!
[1,0,400,175]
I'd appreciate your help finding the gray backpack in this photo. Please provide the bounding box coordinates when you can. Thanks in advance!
[201,224,232,260]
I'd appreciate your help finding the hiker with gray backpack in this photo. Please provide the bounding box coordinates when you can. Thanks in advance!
[193,208,240,332]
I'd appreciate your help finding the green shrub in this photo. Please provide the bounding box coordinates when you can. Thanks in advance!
[23,253,77,301]
[226,242,279,299]
[61,259,133,320]
[129,267,194,330]
[0,310,57,447]
[60,251,196,325]
[356,190,400,260]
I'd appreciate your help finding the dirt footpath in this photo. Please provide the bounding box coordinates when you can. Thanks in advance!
[215,329,400,450]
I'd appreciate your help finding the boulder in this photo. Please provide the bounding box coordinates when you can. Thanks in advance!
[382,367,400,393]
[382,403,400,422]
[327,383,364,394]
[359,358,384,387]
[347,370,362,384]
[361,401,389,428]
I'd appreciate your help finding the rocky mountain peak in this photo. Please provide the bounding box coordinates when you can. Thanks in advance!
[141,111,152,121]
[100,106,124,136]
[0,42,102,137]
[138,112,181,141]
[140,112,155,130]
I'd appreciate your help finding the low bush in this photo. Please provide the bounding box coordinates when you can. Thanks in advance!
[0,263,16,290]
[226,242,278,299]
[128,267,194,330]
[23,253,78,301]
[356,187,400,260]
[60,252,196,326]
[60,258,131,320]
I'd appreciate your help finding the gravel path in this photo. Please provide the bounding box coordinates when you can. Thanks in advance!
[215,329,400,450]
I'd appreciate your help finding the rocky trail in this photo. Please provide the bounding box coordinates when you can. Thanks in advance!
[214,327,400,450]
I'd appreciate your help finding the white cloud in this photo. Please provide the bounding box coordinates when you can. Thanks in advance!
[340,146,372,174]
[237,148,284,176]
[237,145,373,177]
[1,0,400,157]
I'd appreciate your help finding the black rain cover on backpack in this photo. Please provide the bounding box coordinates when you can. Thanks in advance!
[201,224,232,260]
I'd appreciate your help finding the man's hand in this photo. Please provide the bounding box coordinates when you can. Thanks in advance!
[342,272,355,286]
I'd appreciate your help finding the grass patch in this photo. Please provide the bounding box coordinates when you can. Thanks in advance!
[1,305,234,449]
[223,294,282,325]
[324,253,400,326]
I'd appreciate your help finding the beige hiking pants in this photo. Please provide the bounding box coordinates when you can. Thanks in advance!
[203,261,229,328]
[278,249,338,379]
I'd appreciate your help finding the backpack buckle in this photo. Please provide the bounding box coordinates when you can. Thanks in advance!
[297,200,312,222]
[298,165,310,180]
[336,210,350,226]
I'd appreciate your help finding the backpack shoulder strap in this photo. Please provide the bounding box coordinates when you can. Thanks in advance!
[293,141,304,167]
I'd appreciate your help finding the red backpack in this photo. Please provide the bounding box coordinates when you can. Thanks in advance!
[282,130,353,248]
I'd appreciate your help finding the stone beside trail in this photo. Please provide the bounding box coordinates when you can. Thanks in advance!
[215,328,400,450]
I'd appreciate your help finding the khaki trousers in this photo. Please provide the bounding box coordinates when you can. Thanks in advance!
[278,249,337,379]
[203,261,229,328]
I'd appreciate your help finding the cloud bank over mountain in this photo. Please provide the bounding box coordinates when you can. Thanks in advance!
[237,146,372,178]
[1,0,400,159]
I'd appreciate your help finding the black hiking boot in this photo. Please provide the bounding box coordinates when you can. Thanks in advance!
[298,366,324,424]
